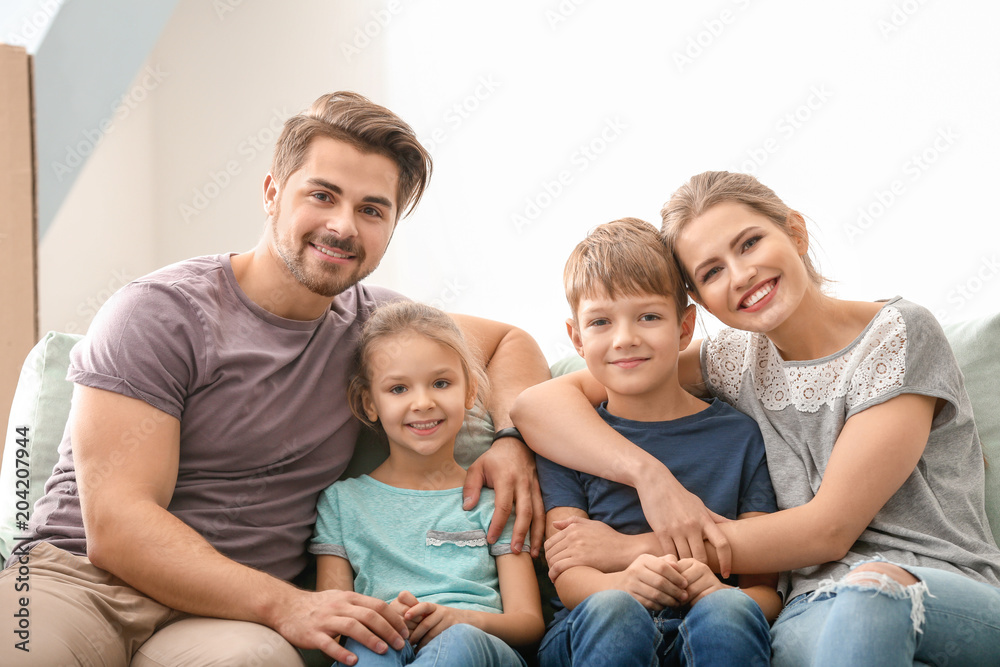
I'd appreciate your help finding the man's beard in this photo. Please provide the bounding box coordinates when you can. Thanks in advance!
[272,226,374,298]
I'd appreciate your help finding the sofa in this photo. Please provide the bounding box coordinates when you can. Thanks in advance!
[1,312,998,657]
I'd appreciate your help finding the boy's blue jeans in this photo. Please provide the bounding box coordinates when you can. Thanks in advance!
[771,560,1000,667]
[337,623,526,667]
[537,588,770,666]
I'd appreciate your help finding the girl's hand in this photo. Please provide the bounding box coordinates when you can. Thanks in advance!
[389,591,419,633]
[617,554,689,611]
[675,558,730,606]
[405,602,469,650]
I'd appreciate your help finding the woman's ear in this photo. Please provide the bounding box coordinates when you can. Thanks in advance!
[786,211,809,255]
[687,288,707,312]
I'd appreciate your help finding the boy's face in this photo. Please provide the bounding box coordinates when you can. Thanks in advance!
[568,290,695,401]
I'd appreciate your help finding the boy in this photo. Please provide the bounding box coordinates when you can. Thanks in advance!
[535,218,780,666]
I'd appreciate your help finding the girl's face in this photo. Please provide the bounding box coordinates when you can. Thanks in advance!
[362,332,475,460]
[675,201,811,334]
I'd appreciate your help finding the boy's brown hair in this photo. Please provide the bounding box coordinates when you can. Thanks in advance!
[564,217,688,321]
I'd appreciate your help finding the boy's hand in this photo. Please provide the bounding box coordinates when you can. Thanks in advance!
[675,558,730,606]
[404,602,470,650]
[389,591,420,633]
[616,554,689,611]
[545,516,651,579]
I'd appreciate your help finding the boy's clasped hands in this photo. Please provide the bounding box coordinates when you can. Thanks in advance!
[545,515,729,611]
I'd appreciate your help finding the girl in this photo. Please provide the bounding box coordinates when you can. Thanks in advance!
[310,301,544,667]
[513,171,1000,665]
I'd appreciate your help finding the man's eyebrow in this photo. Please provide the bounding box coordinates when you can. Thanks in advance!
[691,226,763,276]
[305,178,394,210]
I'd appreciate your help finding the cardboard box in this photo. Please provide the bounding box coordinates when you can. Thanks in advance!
[0,43,38,456]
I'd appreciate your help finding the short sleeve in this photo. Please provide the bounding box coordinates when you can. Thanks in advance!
[310,482,348,559]
[846,303,964,424]
[67,281,204,419]
[536,454,589,514]
[738,430,778,515]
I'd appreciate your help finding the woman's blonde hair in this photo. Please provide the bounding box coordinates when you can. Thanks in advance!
[660,171,827,293]
[347,301,488,430]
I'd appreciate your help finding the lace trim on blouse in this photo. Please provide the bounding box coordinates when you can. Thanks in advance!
[707,306,907,413]
[425,529,488,548]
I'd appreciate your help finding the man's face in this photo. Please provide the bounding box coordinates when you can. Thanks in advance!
[265,136,400,298]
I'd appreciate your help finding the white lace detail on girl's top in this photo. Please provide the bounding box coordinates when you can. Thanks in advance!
[707,307,908,413]
[425,530,488,548]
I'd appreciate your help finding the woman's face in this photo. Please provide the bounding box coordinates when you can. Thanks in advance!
[674,201,811,334]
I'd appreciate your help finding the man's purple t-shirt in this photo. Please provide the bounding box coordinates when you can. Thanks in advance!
[27,254,402,581]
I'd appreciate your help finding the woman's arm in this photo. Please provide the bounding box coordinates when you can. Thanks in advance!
[511,368,732,574]
[709,393,938,574]
[404,551,545,649]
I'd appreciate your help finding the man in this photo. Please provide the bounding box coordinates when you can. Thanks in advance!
[0,92,548,666]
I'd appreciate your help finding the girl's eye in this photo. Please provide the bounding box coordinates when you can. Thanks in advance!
[389,385,407,395]
[433,379,451,389]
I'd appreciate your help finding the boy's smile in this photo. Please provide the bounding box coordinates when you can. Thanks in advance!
[569,291,697,421]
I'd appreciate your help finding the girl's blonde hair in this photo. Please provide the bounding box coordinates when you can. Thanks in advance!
[659,171,827,293]
[348,301,488,430]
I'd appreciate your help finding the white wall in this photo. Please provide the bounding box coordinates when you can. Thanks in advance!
[40,0,1000,364]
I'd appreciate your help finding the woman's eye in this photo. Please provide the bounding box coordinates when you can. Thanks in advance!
[701,266,721,283]
[742,235,761,251]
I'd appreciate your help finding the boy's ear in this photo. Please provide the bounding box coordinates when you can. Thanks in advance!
[786,211,809,255]
[566,318,585,357]
[362,391,379,423]
[678,303,698,351]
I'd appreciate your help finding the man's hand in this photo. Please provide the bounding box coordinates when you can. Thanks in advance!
[634,465,733,577]
[675,558,730,607]
[616,554,689,611]
[545,516,655,580]
[462,437,544,557]
[270,588,408,665]
[404,602,470,650]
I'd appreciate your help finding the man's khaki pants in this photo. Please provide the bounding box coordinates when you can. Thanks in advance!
[0,542,306,666]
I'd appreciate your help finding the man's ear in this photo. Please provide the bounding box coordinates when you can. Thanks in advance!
[786,211,809,255]
[678,303,698,351]
[566,318,585,358]
[263,173,278,217]
[362,391,379,423]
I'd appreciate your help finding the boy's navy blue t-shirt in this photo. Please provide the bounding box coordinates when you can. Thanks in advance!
[537,398,777,597]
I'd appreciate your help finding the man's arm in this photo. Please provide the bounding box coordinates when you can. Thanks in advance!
[75,386,408,663]
[451,314,550,556]
[511,370,732,574]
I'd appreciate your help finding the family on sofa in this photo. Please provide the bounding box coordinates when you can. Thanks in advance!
[1,91,998,666]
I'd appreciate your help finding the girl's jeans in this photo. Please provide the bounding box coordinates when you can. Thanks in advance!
[338,623,526,667]
[771,560,1000,666]
[537,588,770,666]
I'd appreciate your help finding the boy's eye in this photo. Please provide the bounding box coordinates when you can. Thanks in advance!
[389,385,407,394]
[639,313,661,322]
[432,379,451,389]
[588,318,610,328]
